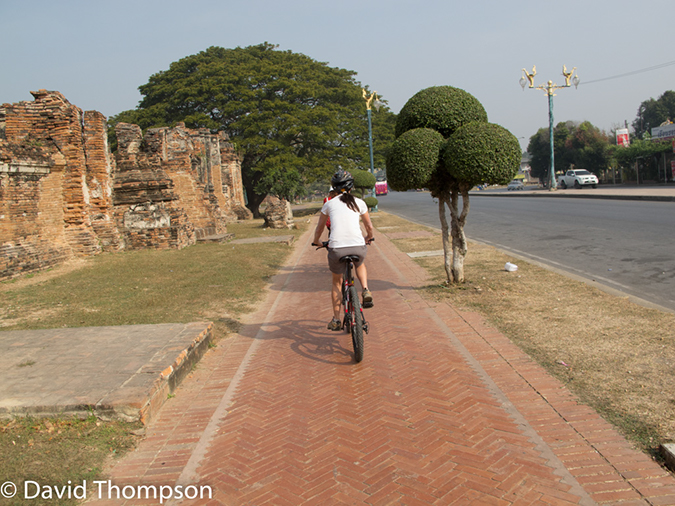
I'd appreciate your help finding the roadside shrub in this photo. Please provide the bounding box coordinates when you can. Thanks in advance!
[363,196,378,209]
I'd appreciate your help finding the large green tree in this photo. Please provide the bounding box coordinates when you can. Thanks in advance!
[566,121,611,173]
[527,121,610,182]
[387,86,520,283]
[632,90,675,139]
[109,43,395,217]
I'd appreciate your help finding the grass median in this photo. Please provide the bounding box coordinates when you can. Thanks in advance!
[0,210,314,505]
[369,209,675,462]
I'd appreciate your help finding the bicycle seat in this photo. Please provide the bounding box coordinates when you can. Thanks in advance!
[340,255,360,263]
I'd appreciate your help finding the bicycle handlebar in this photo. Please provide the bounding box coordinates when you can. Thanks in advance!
[312,238,374,249]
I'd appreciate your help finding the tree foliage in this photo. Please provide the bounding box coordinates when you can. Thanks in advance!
[632,90,675,139]
[386,85,519,284]
[442,122,521,187]
[395,86,487,138]
[610,138,672,182]
[527,121,611,181]
[387,128,445,191]
[363,196,379,209]
[108,43,396,217]
[351,168,376,198]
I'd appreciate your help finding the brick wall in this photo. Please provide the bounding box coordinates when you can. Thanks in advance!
[0,91,251,281]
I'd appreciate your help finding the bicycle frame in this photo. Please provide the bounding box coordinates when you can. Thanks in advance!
[341,257,368,336]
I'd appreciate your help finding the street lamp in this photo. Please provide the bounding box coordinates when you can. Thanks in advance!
[520,65,579,190]
[363,88,383,210]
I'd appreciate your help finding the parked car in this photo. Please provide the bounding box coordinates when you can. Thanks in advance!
[558,169,598,189]
[507,180,525,191]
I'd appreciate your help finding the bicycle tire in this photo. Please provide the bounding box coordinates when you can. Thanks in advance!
[343,284,351,334]
[349,285,364,362]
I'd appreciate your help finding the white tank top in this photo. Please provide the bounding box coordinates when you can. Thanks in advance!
[321,196,367,249]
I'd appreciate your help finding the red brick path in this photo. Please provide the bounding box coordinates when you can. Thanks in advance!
[91,220,675,505]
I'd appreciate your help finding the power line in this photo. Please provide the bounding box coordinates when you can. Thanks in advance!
[580,60,675,85]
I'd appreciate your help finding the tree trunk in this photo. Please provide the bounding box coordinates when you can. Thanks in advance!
[438,193,453,284]
[448,184,471,283]
[240,157,266,218]
[246,191,267,219]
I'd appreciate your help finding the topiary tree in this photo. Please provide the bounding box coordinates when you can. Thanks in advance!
[363,196,379,210]
[387,86,520,283]
[351,168,376,199]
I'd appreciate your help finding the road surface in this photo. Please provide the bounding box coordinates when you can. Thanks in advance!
[378,190,675,313]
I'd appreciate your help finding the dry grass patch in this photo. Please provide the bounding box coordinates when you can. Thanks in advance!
[375,211,675,456]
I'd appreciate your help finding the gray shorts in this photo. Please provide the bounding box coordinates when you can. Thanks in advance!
[327,245,367,274]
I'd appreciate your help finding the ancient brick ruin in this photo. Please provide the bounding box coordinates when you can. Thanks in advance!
[0,90,251,281]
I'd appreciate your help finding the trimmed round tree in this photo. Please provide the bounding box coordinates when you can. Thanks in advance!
[351,168,376,199]
[386,128,445,191]
[387,85,519,284]
[363,196,379,210]
[395,86,488,139]
[439,122,521,281]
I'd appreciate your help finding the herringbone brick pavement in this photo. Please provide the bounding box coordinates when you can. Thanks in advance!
[90,219,675,505]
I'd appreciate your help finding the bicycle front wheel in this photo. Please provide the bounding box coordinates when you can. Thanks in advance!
[349,285,364,362]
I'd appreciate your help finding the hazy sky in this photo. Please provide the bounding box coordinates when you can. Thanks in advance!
[2,0,673,151]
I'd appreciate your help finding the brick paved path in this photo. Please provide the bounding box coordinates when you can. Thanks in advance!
[92,221,675,505]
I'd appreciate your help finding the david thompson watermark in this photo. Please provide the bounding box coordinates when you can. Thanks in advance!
[1,480,212,503]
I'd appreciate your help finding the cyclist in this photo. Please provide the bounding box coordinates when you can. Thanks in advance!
[312,170,374,331]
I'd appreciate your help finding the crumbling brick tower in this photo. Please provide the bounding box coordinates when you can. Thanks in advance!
[0,90,121,279]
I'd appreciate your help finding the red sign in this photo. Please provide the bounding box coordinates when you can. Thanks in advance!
[616,129,630,147]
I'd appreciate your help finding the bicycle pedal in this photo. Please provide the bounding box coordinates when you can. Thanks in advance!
[363,323,369,334]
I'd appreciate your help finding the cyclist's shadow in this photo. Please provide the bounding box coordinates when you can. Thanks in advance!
[255,318,358,365]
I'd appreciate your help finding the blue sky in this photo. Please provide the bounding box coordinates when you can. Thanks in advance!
[2,0,673,151]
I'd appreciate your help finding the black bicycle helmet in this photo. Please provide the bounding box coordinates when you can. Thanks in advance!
[331,169,354,193]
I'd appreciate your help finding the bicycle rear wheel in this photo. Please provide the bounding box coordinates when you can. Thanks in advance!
[348,285,364,362]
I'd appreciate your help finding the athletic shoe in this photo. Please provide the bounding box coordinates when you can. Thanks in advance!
[327,318,342,331]
[362,289,373,308]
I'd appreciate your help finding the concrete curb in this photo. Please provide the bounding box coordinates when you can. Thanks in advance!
[470,190,675,202]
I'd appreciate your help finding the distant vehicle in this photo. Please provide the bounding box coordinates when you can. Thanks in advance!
[558,169,598,189]
[375,181,388,196]
[507,180,525,191]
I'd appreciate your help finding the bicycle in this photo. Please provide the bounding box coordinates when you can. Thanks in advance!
[313,240,372,363]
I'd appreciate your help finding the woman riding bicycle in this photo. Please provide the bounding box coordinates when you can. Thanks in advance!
[312,170,375,331]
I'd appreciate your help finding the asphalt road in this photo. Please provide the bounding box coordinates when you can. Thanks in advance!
[377,190,675,313]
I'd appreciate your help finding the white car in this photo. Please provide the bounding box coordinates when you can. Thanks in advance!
[507,180,525,191]
[558,169,598,189]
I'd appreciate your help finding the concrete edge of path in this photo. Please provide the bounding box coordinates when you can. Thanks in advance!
[0,322,214,426]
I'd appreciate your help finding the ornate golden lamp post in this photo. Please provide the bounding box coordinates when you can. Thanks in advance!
[520,65,579,190]
[362,89,383,209]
